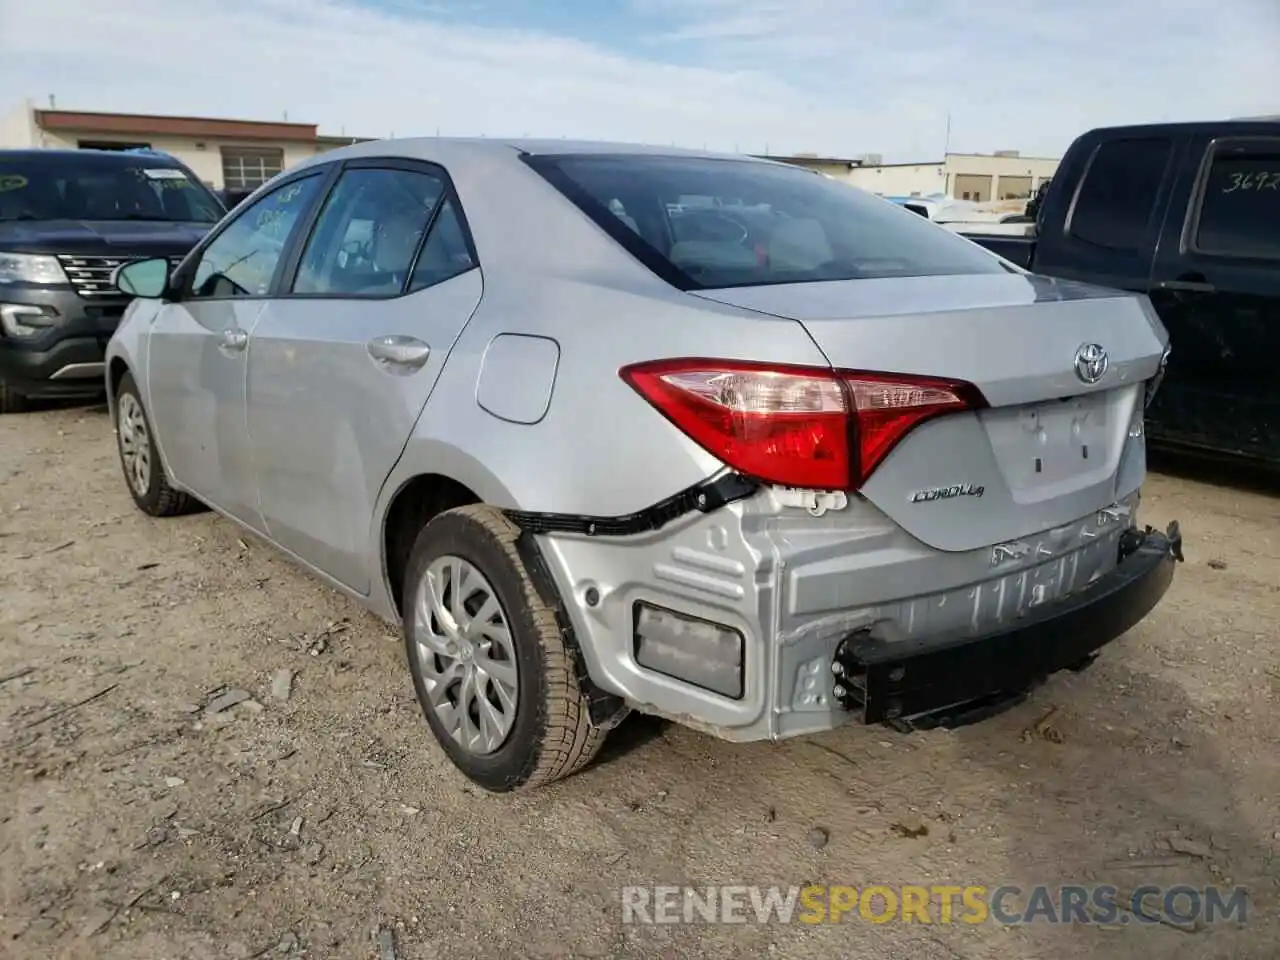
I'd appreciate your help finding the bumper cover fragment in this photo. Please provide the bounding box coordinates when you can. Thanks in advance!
[832,522,1183,730]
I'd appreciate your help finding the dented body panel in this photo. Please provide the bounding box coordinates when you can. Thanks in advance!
[533,477,1166,741]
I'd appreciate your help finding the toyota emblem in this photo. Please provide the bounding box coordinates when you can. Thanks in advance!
[1074,343,1108,384]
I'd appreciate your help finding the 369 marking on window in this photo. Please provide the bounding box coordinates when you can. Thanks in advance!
[1220,171,1280,193]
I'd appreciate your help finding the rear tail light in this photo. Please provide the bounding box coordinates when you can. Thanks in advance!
[620,358,983,490]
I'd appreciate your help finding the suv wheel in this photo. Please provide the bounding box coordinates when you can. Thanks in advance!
[403,505,608,792]
[115,372,191,517]
[0,382,29,414]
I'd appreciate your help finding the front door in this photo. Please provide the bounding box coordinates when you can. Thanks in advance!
[146,171,328,525]
[1147,134,1280,462]
[246,159,482,592]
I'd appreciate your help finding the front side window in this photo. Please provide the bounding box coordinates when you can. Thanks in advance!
[292,167,446,296]
[1193,140,1280,261]
[525,154,1007,290]
[189,174,323,299]
[1068,138,1172,254]
[0,156,224,224]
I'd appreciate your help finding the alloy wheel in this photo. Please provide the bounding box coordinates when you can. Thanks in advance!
[117,393,151,497]
[413,555,520,756]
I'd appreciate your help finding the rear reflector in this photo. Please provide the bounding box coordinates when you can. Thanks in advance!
[633,602,744,699]
[621,358,983,490]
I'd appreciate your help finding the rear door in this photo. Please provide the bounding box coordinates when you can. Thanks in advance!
[1031,132,1179,293]
[1147,134,1280,461]
[245,158,482,593]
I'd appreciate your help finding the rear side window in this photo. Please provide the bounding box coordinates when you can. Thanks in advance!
[1068,138,1173,254]
[524,154,1007,290]
[408,199,476,292]
[1192,140,1280,261]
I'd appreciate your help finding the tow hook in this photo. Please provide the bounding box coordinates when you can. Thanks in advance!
[1121,521,1185,564]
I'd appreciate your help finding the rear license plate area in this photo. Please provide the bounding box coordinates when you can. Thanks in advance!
[983,391,1116,492]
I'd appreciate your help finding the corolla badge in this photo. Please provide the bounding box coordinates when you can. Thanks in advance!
[908,483,985,504]
[1074,343,1109,384]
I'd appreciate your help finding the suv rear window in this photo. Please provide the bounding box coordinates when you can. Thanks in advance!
[0,154,224,224]
[524,154,1008,290]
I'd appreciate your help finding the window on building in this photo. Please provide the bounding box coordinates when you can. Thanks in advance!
[999,176,1033,200]
[220,147,285,192]
[1068,138,1172,254]
[1192,139,1280,261]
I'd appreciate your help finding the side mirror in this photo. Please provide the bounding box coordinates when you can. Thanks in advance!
[114,257,170,298]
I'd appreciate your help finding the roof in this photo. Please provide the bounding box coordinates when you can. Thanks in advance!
[32,109,321,143]
[0,147,187,164]
[484,137,760,160]
[1084,118,1280,137]
[315,134,378,147]
[753,153,863,167]
[295,136,784,169]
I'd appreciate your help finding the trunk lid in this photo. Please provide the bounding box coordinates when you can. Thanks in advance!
[691,273,1168,552]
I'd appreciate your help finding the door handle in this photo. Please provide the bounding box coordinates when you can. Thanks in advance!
[367,335,431,371]
[1156,278,1215,293]
[220,327,248,351]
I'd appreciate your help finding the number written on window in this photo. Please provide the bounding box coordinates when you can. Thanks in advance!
[1196,147,1280,260]
[189,175,322,299]
[1220,170,1280,193]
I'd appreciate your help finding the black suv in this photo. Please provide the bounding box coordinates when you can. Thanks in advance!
[0,149,225,412]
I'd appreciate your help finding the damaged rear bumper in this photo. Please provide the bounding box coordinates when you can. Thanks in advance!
[832,522,1184,730]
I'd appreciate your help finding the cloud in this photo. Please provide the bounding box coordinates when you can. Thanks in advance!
[0,0,1276,161]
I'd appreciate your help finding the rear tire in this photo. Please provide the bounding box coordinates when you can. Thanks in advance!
[0,382,29,414]
[403,504,607,792]
[114,372,192,517]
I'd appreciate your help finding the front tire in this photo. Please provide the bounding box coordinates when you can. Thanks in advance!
[403,505,607,792]
[0,382,29,414]
[115,372,191,517]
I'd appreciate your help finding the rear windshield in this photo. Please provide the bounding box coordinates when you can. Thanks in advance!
[524,154,1008,289]
[0,155,224,224]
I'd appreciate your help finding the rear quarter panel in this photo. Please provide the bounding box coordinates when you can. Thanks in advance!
[385,272,831,518]
[962,234,1037,269]
[377,148,834,521]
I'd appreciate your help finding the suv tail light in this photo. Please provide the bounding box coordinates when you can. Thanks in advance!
[620,358,984,490]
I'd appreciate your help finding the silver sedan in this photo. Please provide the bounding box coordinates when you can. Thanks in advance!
[105,138,1179,791]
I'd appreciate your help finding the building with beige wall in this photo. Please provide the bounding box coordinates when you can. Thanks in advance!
[767,150,1060,204]
[0,101,369,191]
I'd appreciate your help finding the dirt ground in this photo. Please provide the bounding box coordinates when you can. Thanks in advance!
[1,401,1277,960]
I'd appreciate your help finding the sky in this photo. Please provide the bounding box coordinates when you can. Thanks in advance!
[1,0,1278,162]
